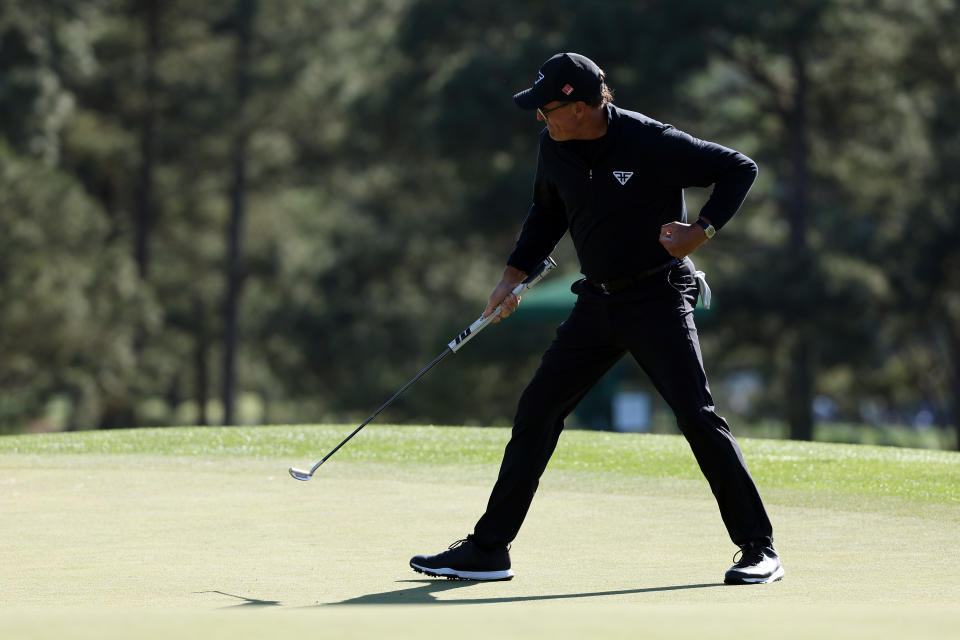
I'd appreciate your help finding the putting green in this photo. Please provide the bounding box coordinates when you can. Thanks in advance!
[1,426,958,639]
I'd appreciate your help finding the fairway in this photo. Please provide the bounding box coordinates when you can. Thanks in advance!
[1,426,958,639]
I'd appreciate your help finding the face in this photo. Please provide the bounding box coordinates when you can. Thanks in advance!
[537,101,579,141]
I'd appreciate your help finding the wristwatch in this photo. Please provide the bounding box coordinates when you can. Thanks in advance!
[695,218,716,239]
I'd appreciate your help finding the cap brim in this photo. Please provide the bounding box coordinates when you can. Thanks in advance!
[513,87,540,110]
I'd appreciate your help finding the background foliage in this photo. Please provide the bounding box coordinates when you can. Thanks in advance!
[1,0,957,448]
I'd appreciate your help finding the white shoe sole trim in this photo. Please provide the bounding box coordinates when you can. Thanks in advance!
[410,562,513,581]
[737,565,785,584]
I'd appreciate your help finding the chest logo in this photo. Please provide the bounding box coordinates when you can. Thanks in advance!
[612,171,634,185]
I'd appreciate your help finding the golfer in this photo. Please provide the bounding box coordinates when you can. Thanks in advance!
[411,53,783,585]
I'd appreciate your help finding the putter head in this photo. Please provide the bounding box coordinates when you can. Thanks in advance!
[288,467,313,481]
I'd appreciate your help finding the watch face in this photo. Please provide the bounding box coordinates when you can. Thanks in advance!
[697,218,716,238]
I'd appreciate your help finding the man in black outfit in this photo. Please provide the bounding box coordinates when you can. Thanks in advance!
[411,53,783,585]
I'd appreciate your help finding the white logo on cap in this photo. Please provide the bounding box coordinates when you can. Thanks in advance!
[612,171,634,185]
[535,71,544,85]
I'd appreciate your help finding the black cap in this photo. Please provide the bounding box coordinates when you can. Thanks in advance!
[513,53,603,110]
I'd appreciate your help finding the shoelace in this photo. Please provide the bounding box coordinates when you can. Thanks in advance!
[732,546,766,566]
[447,538,511,552]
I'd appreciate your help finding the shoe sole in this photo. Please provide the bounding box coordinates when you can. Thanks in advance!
[409,561,514,581]
[724,564,785,585]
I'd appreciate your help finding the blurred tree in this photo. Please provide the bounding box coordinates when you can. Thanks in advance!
[1,0,957,445]
[677,0,929,440]
[889,2,960,449]
[56,0,205,427]
[0,0,80,163]
[55,0,323,426]
[0,150,155,431]
[135,0,161,279]
[0,0,152,430]
[219,0,257,425]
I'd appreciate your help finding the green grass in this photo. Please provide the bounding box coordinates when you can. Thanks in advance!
[3,424,957,504]
[724,419,957,450]
[1,425,959,639]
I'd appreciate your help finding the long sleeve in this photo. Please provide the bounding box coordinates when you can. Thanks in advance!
[653,127,758,230]
[507,145,569,273]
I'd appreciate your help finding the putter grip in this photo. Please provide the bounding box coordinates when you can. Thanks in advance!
[448,257,557,352]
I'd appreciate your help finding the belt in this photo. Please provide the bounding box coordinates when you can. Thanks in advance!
[590,258,680,295]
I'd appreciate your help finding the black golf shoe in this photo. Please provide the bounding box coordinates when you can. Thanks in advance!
[410,538,514,581]
[724,543,785,585]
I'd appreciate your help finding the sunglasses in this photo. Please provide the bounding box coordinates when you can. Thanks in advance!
[537,102,574,120]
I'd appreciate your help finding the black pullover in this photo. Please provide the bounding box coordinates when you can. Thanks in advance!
[507,104,758,283]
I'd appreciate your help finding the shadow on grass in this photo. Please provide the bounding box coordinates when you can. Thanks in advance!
[325,580,724,606]
[195,590,281,608]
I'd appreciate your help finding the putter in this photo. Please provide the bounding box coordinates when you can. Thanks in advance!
[289,256,558,481]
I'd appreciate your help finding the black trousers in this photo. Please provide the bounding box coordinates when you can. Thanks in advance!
[472,258,774,550]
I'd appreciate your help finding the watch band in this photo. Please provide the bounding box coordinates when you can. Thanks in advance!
[696,218,716,239]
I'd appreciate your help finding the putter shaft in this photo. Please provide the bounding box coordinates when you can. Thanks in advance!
[288,256,557,481]
[289,348,452,480]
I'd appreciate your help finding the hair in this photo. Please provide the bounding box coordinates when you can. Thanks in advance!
[587,69,614,108]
